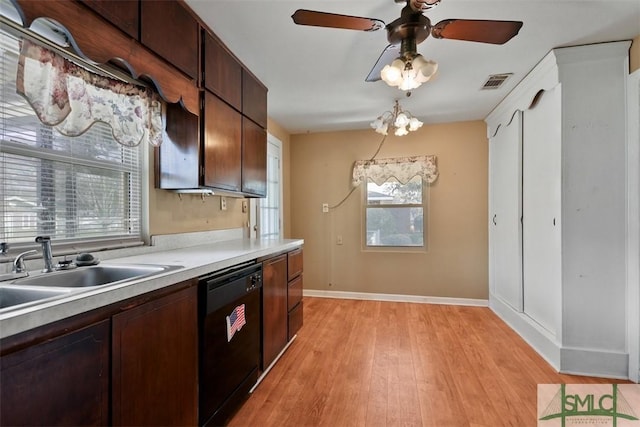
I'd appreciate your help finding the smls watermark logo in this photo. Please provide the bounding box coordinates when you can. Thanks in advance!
[538,384,640,426]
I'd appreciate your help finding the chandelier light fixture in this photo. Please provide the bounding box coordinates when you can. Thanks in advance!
[370,100,423,137]
[380,53,438,91]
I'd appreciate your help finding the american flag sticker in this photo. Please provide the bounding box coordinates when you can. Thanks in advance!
[226,304,246,342]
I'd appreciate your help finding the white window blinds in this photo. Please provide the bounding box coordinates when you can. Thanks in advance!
[0,29,142,246]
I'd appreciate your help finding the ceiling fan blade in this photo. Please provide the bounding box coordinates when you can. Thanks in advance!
[366,44,400,82]
[432,19,523,44]
[291,9,384,32]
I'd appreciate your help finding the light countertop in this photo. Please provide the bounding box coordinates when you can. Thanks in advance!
[0,237,303,339]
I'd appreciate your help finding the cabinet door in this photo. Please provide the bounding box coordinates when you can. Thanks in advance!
[0,320,110,426]
[112,285,198,426]
[522,87,562,335]
[203,31,241,111]
[156,102,200,189]
[140,1,198,79]
[262,254,288,369]
[204,92,242,191]
[242,117,267,196]
[80,0,139,39]
[242,69,267,128]
[489,111,523,311]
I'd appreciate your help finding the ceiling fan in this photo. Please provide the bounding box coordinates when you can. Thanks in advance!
[291,0,523,90]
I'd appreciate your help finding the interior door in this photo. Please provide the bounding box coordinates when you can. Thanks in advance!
[522,87,562,335]
[250,133,283,239]
[489,111,523,311]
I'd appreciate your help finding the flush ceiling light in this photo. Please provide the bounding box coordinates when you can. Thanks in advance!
[370,100,423,136]
[380,53,438,91]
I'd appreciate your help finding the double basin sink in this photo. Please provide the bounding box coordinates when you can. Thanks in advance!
[0,264,181,312]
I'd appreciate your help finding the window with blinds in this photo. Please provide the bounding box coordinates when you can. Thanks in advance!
[0,29,142,247]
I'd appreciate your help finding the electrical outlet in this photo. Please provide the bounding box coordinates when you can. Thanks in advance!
[220,197,227,211]
[336,235,343,245]
[242,200,248,213]
[322,203,329,213]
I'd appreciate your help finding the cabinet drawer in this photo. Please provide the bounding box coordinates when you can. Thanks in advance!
[287,248,303,281]
[288,275,303,311]
[288,301,303,341]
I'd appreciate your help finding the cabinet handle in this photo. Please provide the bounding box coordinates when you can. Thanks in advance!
[553,218,556,226]
[492,214,497,226]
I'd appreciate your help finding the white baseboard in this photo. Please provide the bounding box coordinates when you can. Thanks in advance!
[490,293,631,379]
[560,347,629,379]
[490,293,562,371]
[303,289,489,307]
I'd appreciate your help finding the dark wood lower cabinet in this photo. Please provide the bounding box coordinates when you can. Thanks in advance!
[0,319,110,426]
[112,285,198,426]
[262,254,288,370]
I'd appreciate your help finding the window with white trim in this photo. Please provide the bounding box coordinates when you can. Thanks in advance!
[0,29,143,248]
[353,155,438,249]
[365,176,425,247]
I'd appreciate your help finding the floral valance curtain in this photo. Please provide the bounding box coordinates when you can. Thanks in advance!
[352,155,439,186]
[16,39,163,147]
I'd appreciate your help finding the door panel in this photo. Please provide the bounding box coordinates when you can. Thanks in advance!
[489,111,523,311]
[522,87,562,335]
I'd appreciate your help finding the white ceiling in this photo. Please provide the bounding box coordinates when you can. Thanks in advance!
[185,0,640,134]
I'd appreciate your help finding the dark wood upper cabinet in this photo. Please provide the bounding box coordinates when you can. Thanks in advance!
[0,320,110,426]
[242,69,268,129]
[242,117,267,197]
[156,102,200,189]
[79,0,139,39]
[203,30,242,111]
[140,0,199,79]
[204,91,242,192]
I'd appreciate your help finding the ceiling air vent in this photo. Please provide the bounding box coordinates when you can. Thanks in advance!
[481,73,513,90]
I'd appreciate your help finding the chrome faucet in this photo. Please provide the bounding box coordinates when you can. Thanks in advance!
[13,250,37,274]
[35,236,55,273]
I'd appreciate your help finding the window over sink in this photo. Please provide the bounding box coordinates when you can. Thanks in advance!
[0,28,144,250]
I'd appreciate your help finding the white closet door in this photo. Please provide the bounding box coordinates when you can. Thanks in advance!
[522,87,562,335]
[489,111,523,311]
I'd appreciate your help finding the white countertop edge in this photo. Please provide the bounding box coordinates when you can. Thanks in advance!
[0,238,303,340]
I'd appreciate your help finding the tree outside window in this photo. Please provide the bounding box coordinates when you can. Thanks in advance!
[365,175,425,247]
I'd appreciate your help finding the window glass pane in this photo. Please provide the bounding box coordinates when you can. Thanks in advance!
[367,175,422,205]
[366,207,423,247]
[0,29,142,246]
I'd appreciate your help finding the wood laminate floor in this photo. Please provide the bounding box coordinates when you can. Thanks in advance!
[229,297,629,427]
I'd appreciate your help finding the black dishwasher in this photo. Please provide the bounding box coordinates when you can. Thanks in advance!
[199,261,262,427]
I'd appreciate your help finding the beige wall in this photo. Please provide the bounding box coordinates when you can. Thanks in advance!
[632,35,640,73]
[290,121,489,299]
[147,147,247,236]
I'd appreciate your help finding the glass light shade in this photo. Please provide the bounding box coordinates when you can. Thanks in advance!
[371,101,422,137]
[394,126,409,136]
[380,59,404,86]
[408,117,423,131]
[394,112,410,128]
[382,55,438,91]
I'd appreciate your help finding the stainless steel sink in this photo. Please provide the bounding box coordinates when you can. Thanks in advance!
[0,285,74,310]
[11,264,181,288]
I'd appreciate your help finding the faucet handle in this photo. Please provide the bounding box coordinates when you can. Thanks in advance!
[35,236,51,243]
[0,242,8,255]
